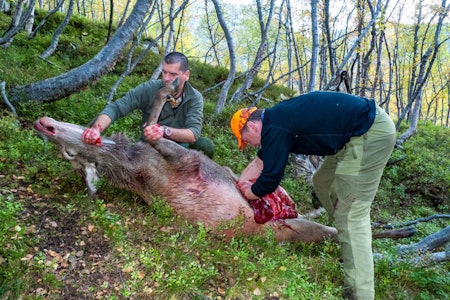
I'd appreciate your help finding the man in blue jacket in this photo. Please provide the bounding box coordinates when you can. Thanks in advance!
[231,91,396,299]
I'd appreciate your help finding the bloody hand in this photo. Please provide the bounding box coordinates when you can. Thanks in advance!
[81,124,103,146]
[237,180,254,199]
[143,123,164,141]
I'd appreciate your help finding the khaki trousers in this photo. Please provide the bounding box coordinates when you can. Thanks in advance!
[313,106,396,299]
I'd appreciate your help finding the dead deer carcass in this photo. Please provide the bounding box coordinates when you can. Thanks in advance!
[34,117,337,243]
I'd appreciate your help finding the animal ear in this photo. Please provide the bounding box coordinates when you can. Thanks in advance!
[171,77,179,92]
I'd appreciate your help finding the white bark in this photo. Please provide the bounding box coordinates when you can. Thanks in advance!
[211,0,237,114]
[8,0,153,103]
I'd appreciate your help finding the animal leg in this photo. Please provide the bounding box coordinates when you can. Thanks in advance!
[271,218,338,243]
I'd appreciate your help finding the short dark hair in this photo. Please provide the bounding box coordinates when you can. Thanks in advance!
[247,109,264,122]
[164,52,190,72]
[242,108,264,131]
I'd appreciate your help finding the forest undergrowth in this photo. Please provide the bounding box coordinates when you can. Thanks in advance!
[0,11,449,300]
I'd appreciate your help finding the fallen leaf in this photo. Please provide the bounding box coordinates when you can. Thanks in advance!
[20,254,34,261]
[217,287,226,295]
[138,270,145,279]
[25,225,37,234]
[47,250,59,257]
[35,288,47,296]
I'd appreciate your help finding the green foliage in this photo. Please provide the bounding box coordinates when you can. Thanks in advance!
[0,11,448,300]
[0,195,28,299]
[90,199,126,241]
[380,124,450,215]
[190,60,231,90]
[374,253,450,299]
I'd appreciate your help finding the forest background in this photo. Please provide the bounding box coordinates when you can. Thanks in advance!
[0,0,449,299]
[1,0,449,135]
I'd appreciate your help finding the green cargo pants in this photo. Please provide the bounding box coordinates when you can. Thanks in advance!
[313,106,396,299]
[182,136,215,159]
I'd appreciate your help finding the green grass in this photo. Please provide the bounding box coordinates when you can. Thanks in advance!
[0,10,449,300]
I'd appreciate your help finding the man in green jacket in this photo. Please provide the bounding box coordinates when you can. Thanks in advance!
[81,52,215,158]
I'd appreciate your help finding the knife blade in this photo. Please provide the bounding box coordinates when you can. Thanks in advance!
[101,138,116,145]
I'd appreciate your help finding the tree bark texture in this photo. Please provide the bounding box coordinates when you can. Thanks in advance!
[396,0,449,144]
[211,0,237,114]
[39,0,74,59]
[398,226,450,256]
[28,0,65,40]
[308,0,319,92]
[7,0,152,104]
[0,0,36,47]
[9,0,151,103]
[323,0,383,91]
[106,2,159,104]
[230,0,274,103]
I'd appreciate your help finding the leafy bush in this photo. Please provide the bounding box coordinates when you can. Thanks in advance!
[0,10,448,300]
[380,124,449,214]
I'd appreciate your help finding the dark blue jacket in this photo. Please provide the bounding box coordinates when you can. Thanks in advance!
[252,91,376,197]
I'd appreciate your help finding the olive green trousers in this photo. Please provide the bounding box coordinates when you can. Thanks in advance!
[183,136,215,159]
[313,106,396,299]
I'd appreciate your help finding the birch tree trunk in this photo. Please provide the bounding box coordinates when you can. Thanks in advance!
[211,0,237,114]
[285,0,294,90]
[106,2,160,104]
[323,0,383,91]
[308,0,319,92]
[28,0,65,40]
[245,0,285,104]
[24,2,34,33]
[7,0,153,104]
[39,0,74,59]
[0,0,36,48]
[150,0,178,81]
[308,0,320,92]
[396,0,449,144]
[203,0,221,66]
[117,0,132,28]
[230,0,275,103]
[374,4,392,108]
[359,0,377,98]
[286,0,305,93]
[323,0,335,77]
[105,0,114,43]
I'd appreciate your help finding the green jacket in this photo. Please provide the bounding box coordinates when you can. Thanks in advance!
[100,80,204,140]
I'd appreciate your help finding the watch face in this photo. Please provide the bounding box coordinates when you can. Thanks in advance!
[164,126,172,137]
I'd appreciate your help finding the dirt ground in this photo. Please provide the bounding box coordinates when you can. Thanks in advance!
[11,182,127,299]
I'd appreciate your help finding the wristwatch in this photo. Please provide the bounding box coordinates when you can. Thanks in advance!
[163,126,172,138]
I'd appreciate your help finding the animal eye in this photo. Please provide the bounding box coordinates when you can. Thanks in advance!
[62,148,77,160]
